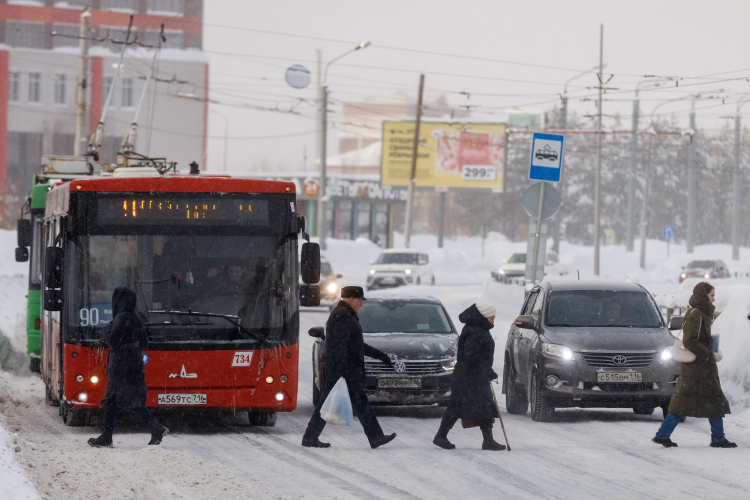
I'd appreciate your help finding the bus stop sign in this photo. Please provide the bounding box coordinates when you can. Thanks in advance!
[529,132,564,182]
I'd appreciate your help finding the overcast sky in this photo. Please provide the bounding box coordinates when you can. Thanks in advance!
[201,0,750,173]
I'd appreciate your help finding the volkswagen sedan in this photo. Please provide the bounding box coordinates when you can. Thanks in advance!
[308,295,458,405]
[502,281,679,422]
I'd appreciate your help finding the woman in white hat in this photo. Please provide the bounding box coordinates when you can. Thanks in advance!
[432,301,505,450]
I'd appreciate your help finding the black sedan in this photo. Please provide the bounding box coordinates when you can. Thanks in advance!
[502,281,680,422]
[309,295,458,405]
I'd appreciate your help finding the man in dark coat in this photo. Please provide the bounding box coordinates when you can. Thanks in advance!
[302,286,397,449]
[88,286,169,448]
[652,281,736,448]
[433,301,505,450]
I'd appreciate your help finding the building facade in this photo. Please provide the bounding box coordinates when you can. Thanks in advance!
[0,0,207,215]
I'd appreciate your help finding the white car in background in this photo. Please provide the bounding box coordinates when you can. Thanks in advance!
[366,250,435,290]
[492,251,567,282]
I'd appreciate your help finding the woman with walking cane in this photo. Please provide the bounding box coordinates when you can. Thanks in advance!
[433,301,507,450]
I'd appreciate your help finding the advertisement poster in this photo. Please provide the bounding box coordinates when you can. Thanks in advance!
[381,121,505,190]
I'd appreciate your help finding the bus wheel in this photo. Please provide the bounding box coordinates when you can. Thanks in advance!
[62,404,91,427]
[248,411,277,427]
[29,357,41,374]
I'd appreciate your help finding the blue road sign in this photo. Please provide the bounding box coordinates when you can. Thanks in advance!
[662,225,676,240]
[529,132,564,182]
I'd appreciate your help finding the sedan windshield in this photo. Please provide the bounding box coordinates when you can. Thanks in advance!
[546,290,662,328]
[376,253,417,265]
[359,302,453,333]
[508,253,526,264]
[687,260,715,269]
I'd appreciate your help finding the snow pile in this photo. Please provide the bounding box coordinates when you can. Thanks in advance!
[0,374,40,500]
[714,285,750,413]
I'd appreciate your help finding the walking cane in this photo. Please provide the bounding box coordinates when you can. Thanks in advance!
[490,381,511,451]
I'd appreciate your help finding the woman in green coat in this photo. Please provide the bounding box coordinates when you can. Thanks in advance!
[652,282,736,448]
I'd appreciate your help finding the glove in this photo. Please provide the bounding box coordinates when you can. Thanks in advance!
[488,369,499,381]
[714,351,723,362]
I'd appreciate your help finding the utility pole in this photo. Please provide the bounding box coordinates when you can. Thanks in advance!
[732,96,750,260]
[593,24,604,275]
[686,101,696,254]
[403,74,425,249]
[313,49,322,242]
[74,8,90,156]
[626,98,638,252]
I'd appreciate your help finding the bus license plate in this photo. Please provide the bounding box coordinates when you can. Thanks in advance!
[378,378,421,389]
[596,372,642,383]
[158,394,207,405]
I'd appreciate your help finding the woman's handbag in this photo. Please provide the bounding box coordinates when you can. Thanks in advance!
[671,310,702,363]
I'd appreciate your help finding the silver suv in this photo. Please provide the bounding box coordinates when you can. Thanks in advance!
[502,281,679,422]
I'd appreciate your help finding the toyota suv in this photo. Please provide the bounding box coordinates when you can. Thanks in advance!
[502,281,679,422]
[366,250,434,290]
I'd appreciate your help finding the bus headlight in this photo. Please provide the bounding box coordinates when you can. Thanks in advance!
[265,376,274,384]
[78,392,88,402]
[90,376,99,384]
[275,392,285,401]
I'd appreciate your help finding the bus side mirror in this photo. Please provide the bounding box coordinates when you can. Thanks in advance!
[300,242,320,284]
[17,219,32,247]
[45,247,64,289]
[300,285,320,307]
[15,247,29,262]
[44,289,63,311]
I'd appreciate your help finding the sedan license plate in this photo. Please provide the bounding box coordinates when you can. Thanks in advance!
[381,277,396,285]
[597,372,642,383]
[378,378,422,389]
[158,393,207,405]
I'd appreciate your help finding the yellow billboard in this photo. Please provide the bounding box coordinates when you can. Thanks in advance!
[381,121,505,190]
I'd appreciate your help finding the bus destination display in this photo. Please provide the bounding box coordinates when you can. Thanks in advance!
[96,196,270,225]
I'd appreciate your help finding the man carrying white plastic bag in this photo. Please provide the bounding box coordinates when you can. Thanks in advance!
[320,377,353,425]
[302,286,397,449]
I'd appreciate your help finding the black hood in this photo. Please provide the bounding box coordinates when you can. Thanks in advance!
[458,304,494,330]
[112,286,137,317]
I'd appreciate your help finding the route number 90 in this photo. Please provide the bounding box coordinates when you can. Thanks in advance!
[80,308,101,326]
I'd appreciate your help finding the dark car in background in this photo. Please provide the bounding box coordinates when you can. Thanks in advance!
[308,295,458,405]
[502,281,679,422]
[679,259,730,283]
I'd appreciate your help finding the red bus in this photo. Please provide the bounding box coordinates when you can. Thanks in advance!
[40,172,320,426]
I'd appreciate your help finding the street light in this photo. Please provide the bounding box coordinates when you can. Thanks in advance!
[210,109,228,173]
[317,41,370,250]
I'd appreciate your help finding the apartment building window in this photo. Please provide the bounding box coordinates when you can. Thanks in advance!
[121,77,134,108]
[6,22,47,49]
[54,74,67,106]
[102,76,114,107]
[9,72,21,103]
[147,0,184,15]
[100,0,138,12]
[28,72,42,104]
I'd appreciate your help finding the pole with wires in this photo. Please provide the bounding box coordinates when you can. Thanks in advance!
[73,8,90,156]
[404,74,425,249]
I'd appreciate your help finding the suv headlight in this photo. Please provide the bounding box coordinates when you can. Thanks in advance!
[660,348,672,361]
[369,269,376,275]
[441,359,457,371]
[404,269,412,275]
[326,282,338,293]
[542,343,574,360]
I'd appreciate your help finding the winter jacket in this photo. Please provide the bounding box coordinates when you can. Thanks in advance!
[324,300,390,383]
[446,304,497,420]
[667,293,731,418]
[101,286,148,409]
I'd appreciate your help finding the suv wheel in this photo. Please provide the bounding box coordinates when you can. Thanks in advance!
[633,406,655,415]
[530,372,554,422]
[504,363,528,415]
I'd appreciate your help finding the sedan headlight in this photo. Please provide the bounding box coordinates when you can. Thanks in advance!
[326,282,338,293]
[704,273,710,279]
[680,273,686,278]
[661,348,673,361]
[369,269,376,275]
[440,359,457,371]
[542,343,574,360]
[404,269,412,275]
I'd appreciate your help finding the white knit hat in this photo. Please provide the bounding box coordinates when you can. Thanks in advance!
[475,301,496,318]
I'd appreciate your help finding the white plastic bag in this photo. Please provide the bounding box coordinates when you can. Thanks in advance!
[320,377,353,426]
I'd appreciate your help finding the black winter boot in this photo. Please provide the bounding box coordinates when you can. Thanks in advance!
[710,439,738,448]
[433,418,456,449]
[87,429,113,448]
[652,437,678,448]
[147,419,169,445]
[480,425,506,451]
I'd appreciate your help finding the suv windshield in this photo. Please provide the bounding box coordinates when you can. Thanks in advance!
[687,260,715,269]
[376,253,418,265]
[546,290,661,328]
[508,253,526,264]
[359,302,453,334]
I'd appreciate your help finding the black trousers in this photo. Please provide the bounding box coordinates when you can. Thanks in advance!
[103,403,154,432]
[439,398,493,432]
[303,376,384,443]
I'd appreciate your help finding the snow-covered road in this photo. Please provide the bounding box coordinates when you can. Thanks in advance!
[4,297,750,500]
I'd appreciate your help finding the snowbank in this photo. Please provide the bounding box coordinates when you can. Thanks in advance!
[0,374,40,500]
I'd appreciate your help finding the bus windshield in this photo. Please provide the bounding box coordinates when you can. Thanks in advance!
[67,233,298,345]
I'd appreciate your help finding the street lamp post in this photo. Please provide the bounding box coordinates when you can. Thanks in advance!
[316,41,370,251]
[210,109,228,172]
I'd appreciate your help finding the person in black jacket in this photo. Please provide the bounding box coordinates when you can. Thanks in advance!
[433,301,505,450]
[88,286,169,448]
[302,286,397,449]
